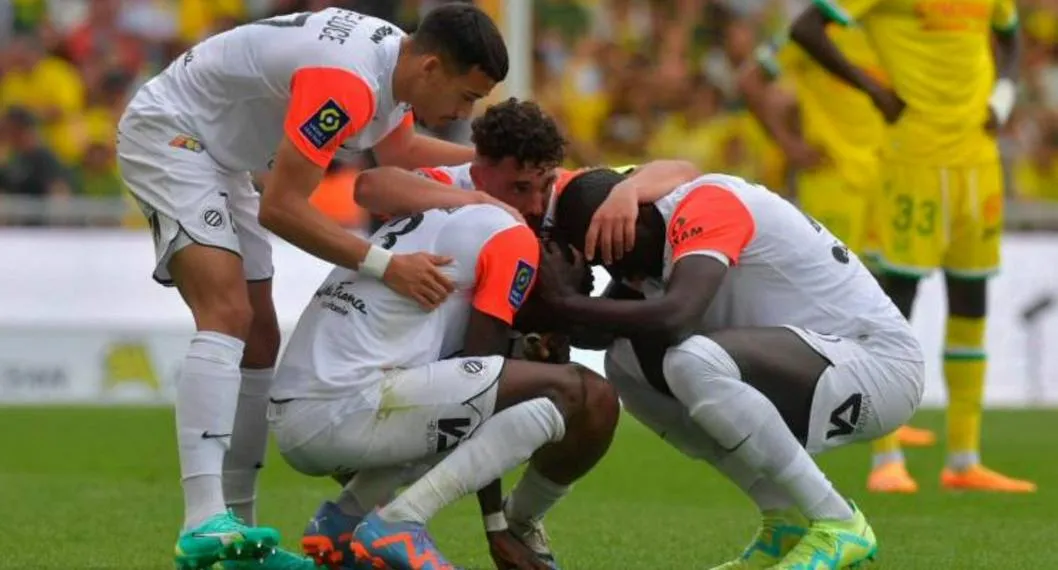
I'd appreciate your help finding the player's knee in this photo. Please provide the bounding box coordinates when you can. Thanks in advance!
[541,363,599,421]
[662,336,740,406]
[196,293,255,340]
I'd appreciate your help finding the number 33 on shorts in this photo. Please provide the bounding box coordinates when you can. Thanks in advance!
[878,162,1003,278]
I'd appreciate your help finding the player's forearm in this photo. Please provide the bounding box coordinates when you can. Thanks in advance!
[552,294,696,347]
[625,160,701,203]
[383,134,476,170]
[994,28,1021,82]
[740,67,804,152]
[259,190,371,270]
[790,7,881,96]
[354,166,481,217]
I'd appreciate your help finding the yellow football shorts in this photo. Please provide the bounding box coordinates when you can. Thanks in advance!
[877,160,1003,279]
[797,166,878,256]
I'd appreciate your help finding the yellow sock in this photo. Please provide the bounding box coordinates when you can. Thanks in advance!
[944,316,986,469]
[870,431,903,467]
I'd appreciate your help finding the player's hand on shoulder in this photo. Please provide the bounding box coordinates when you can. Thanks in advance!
[538,240,588,303]
[475,191,526,225]
[487,530,554,570]
[383,252,455,310]
[586,177,638,264]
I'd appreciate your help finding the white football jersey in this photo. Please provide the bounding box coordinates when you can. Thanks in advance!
[123,8,411,172]
[417,163,475,190]
[273,204,540,402]
[640,174,922,361]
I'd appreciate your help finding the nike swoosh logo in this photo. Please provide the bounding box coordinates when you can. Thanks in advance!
[720,434,752,454]
[201,432,232,439]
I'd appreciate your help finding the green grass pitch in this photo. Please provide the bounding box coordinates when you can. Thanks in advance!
[1,407,1055,569]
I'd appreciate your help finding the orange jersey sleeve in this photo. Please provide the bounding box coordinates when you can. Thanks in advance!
[473,224,540,325]
[284,67,376,168]
[416,167,455,185]
[668,185,756,265]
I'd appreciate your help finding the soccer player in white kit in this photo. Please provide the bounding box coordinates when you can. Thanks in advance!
[269,200,620,570]
[295,101,694,570]
[541,168,926,570]
[115,5,509,569]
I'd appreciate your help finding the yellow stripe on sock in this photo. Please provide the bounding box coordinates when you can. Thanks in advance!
[944,316,986,455]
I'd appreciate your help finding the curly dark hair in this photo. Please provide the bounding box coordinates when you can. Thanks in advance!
[471,98,566,168]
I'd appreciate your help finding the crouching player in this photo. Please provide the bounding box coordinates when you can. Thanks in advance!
[269,199,620,570]
[543,168,925,569]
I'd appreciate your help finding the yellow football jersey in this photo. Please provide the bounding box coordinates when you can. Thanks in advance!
[761,25,886,190]
[815,0,1018,165]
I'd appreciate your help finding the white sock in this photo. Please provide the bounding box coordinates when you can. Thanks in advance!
[505,465,571,524]
[707,446,794,513]
[337,465,415,518]
[223,367,273,524]
[379,398,566,525]
[177,331,245,530]
[946,451,979,472]
[872,451,905,469]
[664,337,853,523]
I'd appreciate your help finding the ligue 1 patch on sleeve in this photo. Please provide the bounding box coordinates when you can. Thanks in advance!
[508,259,535,309]
[299,99,350,149]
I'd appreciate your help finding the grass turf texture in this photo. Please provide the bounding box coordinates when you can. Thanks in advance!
[1,408,1054,569]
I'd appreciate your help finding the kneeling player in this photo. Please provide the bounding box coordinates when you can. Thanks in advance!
[270,202,619,570]
[542,169,925,569]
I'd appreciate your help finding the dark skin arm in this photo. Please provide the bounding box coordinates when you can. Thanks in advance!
[737,59,824,170]
[539,245,730,347]
[986,26,1021,130]
[789,6,906,123]
[994,28,1021,83]
[565,279,644,351]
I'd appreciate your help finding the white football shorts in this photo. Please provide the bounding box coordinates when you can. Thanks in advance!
[604,327,924,456]
[116,102,273,285]
[268,355,505,477]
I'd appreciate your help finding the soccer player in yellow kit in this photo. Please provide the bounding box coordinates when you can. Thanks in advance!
[739,24,940,482]
[739,26,883,257]
[790,0,1035,494]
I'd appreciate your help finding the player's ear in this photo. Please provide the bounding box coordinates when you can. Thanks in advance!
[420,54,444,77]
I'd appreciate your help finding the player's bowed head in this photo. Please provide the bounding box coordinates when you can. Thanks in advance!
[550,168,667,283]
[541,168,724,347]
[400,3,509,129]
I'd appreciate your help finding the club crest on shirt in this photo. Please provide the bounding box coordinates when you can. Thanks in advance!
[461,359,486,376]
[300,99,350,149]
[508,260,535,310]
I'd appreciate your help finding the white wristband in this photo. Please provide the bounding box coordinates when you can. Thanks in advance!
[360,245,393,279]
[989,78,1016,127]
[483,512,508,533]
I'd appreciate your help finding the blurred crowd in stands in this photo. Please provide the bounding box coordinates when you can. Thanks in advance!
[0,0,1057,228]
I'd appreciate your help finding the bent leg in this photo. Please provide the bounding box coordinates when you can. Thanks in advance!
[662,330,850,522]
